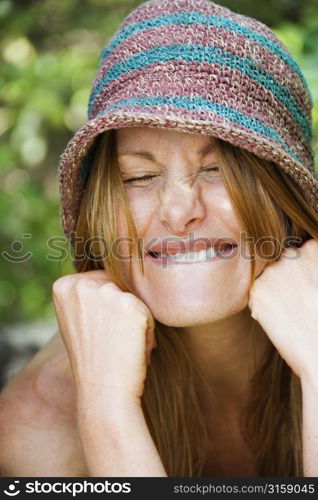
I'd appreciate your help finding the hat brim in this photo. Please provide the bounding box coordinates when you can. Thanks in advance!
[58,109,318,238]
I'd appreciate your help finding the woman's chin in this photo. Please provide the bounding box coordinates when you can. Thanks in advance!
[127,262,251,326]
[141,297,248,328]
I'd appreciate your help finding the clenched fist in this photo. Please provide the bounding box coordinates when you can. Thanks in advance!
[52,270,157,404]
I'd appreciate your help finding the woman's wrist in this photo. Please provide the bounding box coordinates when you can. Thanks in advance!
[76,392,167,477]
[77,396,145,446]
[76,388,143,423]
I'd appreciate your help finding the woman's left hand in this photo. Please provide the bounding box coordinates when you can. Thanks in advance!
[248,238,318,380]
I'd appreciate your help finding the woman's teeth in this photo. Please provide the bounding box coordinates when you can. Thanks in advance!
[151,247,220,262]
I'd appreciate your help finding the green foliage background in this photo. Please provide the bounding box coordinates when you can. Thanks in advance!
[1,0,318,326]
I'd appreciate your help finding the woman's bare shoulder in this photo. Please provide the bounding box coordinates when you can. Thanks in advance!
[0,332,87,477]
[1,332,76,415]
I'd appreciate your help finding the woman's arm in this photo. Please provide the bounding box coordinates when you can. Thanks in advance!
[247,239,318,476]
[77,395,167,477]
[301,374,318,477]
[52,270,164,477]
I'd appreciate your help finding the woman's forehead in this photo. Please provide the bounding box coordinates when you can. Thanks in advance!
[116,127,218,156]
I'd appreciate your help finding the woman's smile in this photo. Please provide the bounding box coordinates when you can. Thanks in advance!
[145,243,238,266]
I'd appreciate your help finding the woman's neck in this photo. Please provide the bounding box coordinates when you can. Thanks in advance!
[177,307,273,412]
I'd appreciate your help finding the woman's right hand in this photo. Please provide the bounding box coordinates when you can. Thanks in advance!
[52,270,167,477]
[52,270,157,406]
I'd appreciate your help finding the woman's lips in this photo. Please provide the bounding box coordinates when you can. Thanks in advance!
[145,237,237,255]
[145,244,238,266]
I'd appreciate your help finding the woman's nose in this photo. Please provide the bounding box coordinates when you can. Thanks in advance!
[158,182,206,234]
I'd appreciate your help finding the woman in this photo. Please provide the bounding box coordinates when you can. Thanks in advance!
[0,0,318,477]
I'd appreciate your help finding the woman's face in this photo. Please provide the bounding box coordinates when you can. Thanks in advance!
[116,126,265,327]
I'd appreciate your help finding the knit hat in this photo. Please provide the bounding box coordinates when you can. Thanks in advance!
[58,0,318,240]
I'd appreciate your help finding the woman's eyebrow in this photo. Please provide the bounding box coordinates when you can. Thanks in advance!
[118,142,215,161]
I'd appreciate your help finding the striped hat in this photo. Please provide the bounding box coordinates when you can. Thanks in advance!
[58,0,318,239]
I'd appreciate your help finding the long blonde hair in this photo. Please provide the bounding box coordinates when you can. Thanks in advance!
[73,128,318,477]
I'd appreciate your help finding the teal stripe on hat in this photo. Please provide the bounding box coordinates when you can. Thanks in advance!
[89,43,312,143]
[100,12,308,92]
[95,95,302,165]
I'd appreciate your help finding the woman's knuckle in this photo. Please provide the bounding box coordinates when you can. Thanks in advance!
[52,275,73,296]
[121,294,147,317]
[73,277,98,296]
[99,283,119,303]
[123,292,138,305]
[304,238,318,254]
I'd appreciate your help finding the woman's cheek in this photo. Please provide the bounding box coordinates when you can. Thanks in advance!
[126,189,157,230]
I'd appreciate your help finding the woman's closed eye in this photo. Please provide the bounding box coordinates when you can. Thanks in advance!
[123,174,159,185]
[122,165,221,186]
[200,165,220,175]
